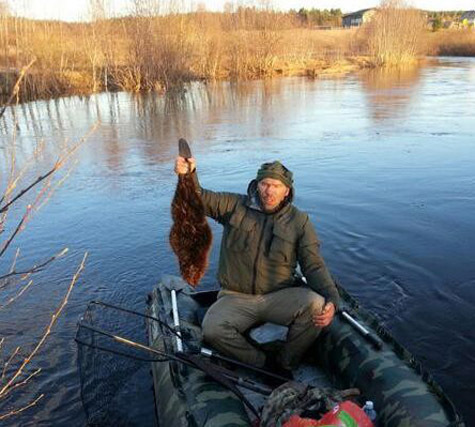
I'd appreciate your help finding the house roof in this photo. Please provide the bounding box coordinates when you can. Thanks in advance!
[461,10,475,20]
[342,8,376,19]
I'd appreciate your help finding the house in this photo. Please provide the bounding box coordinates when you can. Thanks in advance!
[342,8,376,27]
[460,10,475,26]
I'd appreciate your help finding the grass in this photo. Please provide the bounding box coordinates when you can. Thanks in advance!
[0,7,473,102]
[423,29,475,56]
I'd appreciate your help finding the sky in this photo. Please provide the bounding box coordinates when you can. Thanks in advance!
[9,0,475,22]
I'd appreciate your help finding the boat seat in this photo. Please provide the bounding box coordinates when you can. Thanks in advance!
[196,307,288,347]
[248,322,288,345]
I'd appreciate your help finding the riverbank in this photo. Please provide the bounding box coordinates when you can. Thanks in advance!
[0,17,366,103]
[0,57,368,103]
[0,11,473,103]
[423,29,475,56]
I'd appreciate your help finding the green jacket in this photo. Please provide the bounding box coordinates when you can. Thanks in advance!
[193,173,340,308]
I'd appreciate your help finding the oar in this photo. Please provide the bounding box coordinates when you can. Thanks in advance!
[339,310,383,350]
[198,346,292,383]
[297,274,383,350]
[171,289,183,352]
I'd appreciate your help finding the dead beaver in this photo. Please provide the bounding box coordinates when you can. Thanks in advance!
[169,139,212,287]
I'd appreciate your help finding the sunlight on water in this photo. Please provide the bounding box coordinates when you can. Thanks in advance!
[1,58,474,425]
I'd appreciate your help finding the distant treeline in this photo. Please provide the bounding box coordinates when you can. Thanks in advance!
[291,8,343,27]
[426,11,465,19]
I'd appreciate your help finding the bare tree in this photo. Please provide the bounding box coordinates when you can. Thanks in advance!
[365,0,425,66]
[131,0,161,17]
[0,0,10,17]
[89,0,109,21]
[0,66,91,421]
[223,2,235,14]
[196,2,206,13]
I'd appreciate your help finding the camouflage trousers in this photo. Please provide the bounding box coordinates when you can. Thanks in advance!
[202,287,325,369]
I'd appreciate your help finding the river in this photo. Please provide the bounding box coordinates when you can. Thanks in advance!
[0,57,474,425]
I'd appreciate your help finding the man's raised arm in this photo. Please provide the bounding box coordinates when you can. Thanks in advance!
[174,156,242,224]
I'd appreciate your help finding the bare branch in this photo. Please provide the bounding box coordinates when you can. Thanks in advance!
[0,166,58,215]
[0,394,44,421]
[0,248,68,284]
[9,248,21,274]
[0,280,34,310]
[55,122,99,170]
[0,206,31,259]
[2,368,41,395]
[2,139,47,207]
[0,252,88,399]
[36,161,77,213]
[0,121,98,218]
[2,347,20,380]
[0,58,36,119]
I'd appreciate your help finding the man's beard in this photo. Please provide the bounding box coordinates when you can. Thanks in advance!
[259,196,290,213]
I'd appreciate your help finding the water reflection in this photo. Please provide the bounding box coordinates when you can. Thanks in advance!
[1,70,422,144]
[0,62,454,180]
[0,67,429,186]
[360,66,422,123]
[1,58,475,426]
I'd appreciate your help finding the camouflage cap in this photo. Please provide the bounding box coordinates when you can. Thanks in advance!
[256,161,294,188]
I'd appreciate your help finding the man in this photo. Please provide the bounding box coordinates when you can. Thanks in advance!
[174,156,339,374]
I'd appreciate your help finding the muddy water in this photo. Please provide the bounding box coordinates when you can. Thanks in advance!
[0,57,474,425]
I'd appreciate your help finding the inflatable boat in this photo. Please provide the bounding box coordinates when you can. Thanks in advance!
[147,275,463,427]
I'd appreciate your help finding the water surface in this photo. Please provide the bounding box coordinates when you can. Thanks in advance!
[0,57,474,425]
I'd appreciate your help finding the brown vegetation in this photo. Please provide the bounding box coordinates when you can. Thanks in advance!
[363,0,425,66]
[0,1,473,102]
[0,5,364,101]
[423,29,475,56]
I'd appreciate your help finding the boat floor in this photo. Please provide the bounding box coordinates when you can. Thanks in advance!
[238,360,334,418]
[238,321,336,415]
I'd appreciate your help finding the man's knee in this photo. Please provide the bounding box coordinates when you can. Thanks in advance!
[307,291,325,313]
[289,290,325,325]
[202,314,236,344]
[295,289,325,315]
[202,315,220,343]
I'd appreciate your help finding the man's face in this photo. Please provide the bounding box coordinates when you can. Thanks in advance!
[257,178,290,212]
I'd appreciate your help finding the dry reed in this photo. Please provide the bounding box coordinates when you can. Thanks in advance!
[0,9,359,100]
[363,0,426,66]
[422,29,475,56]
[0,2,473,101]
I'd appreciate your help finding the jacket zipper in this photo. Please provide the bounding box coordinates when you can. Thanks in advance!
[252,215,268,294]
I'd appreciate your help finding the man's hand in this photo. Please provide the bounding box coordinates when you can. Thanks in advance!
[313,302,335,328]
[174,156,196,175]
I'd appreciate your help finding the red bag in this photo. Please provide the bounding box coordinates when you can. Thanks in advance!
[283,400,374,427]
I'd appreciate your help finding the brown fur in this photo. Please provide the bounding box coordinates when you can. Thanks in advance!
[169,174,212,287]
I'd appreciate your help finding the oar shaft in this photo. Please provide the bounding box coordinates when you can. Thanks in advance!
[200,347,290,383]
[341,311,369,335]
[340,310,383,350]
[171,290,183,352]
[297,274,384,350]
